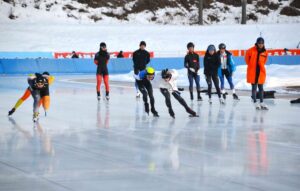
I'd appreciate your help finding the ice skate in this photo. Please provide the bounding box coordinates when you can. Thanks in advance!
[151,108,159,117]
[136,92,141,98]
[33,112,39,122]
[260,102,269,110]
[197,95,203,101]
[220,98,225,104]
[255,102,261,110]
[233,93,239,100]
[8,108,15,116]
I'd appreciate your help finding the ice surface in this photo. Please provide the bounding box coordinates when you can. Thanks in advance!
[0,75,300,191]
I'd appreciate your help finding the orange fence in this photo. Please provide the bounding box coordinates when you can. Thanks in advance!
[54,51,155,59]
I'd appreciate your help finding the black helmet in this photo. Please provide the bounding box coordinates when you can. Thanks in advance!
[218,43,226,50]
[161,69,171,79]
[43,71,50,75]
[187,42,194,49]
[100,42,106,48]
[35,75,46,85]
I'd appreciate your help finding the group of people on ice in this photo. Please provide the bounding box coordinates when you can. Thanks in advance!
[8,37,269,121]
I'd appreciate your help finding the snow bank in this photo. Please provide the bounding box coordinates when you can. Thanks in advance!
[109,64,300,92]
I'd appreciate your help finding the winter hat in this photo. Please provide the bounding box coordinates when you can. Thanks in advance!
[207,44,216,52]
[187,42,195,49]
[256,37,264,44]
[218,43,226,50]
[100,42,107,48]
[140,41,146,47]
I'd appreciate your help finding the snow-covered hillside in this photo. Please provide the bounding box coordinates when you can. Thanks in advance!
[1,0,300,25]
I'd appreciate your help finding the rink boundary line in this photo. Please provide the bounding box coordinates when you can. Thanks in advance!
[59,78,135,89]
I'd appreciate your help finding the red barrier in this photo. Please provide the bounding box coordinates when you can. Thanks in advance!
[195,49,300,57]
[54,51,155,59]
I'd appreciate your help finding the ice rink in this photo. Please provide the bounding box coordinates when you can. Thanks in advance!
[0,75,300,191]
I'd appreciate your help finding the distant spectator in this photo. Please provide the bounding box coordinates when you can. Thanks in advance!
[71,51,79,58]
[283,48,291,55]
[117,51,124,58]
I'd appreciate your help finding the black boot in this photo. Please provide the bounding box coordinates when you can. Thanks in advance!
[190,91,194,100]
[187,108,198,117]
[151,108,159,117]
[8,108,16,116]
[97,91,101,101]
[197,91,202,101]
[145,103,150,115]
[233,93,239,100]
[105,91,110,100]
[169,108,175,118]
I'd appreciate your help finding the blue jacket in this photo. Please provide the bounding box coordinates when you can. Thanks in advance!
[135,69,155,81]
[217,50,236,77]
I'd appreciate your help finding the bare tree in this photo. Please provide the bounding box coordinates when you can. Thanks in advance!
[198,0,203,25]
[241,0,247,24]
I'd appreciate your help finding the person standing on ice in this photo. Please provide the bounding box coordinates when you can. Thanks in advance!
[133,41,150,98]
[184,42,202,101]
[8,72,54,117]
[217,43,239,100]
[245,37,268,110]
[94,42,110,101]
[27,73,50,122]
[134,67,159,117]
[159,69,198,118]
[204,45,224,104]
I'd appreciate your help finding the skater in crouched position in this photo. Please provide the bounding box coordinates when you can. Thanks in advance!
[27,73,51,122]
[204,45,224,104]
[134,67,159,117]
[8,72,54,117]
[245,37,268,110]
[217,43,239,100]
[160,69,198,118]
[94,42,110,101]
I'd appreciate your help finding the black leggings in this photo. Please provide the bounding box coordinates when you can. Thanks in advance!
[252,84,264,103]
[136,79,155,110]
[160,88,195,115]
[206,74,221,98]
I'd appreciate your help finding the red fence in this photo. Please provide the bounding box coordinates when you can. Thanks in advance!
[54,51,155,59]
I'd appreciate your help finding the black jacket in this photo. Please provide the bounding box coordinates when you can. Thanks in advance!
[133,49,150,74]
[184,52,200,75]
[204,52,221,76]
[94,50,110,75]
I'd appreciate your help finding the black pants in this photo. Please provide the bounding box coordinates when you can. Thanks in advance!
[160,88,195,116]
[30,90,41,113]
[136,79,156,111]
[206,74,221,98]
[252,84,264,103]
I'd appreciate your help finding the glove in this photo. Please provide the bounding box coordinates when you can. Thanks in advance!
[189,68,195,73]
[134,74,141,80]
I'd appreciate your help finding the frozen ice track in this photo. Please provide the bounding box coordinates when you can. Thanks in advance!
[0,75,300,191]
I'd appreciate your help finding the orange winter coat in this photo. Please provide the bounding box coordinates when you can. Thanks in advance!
[245,46,268,84]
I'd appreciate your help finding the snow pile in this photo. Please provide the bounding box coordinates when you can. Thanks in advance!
[0,0,299,25]
[0,22,299,56]
[109,64,300,92]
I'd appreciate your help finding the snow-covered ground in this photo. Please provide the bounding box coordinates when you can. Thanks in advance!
[109,65,300,92]
[0,22,299,57]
